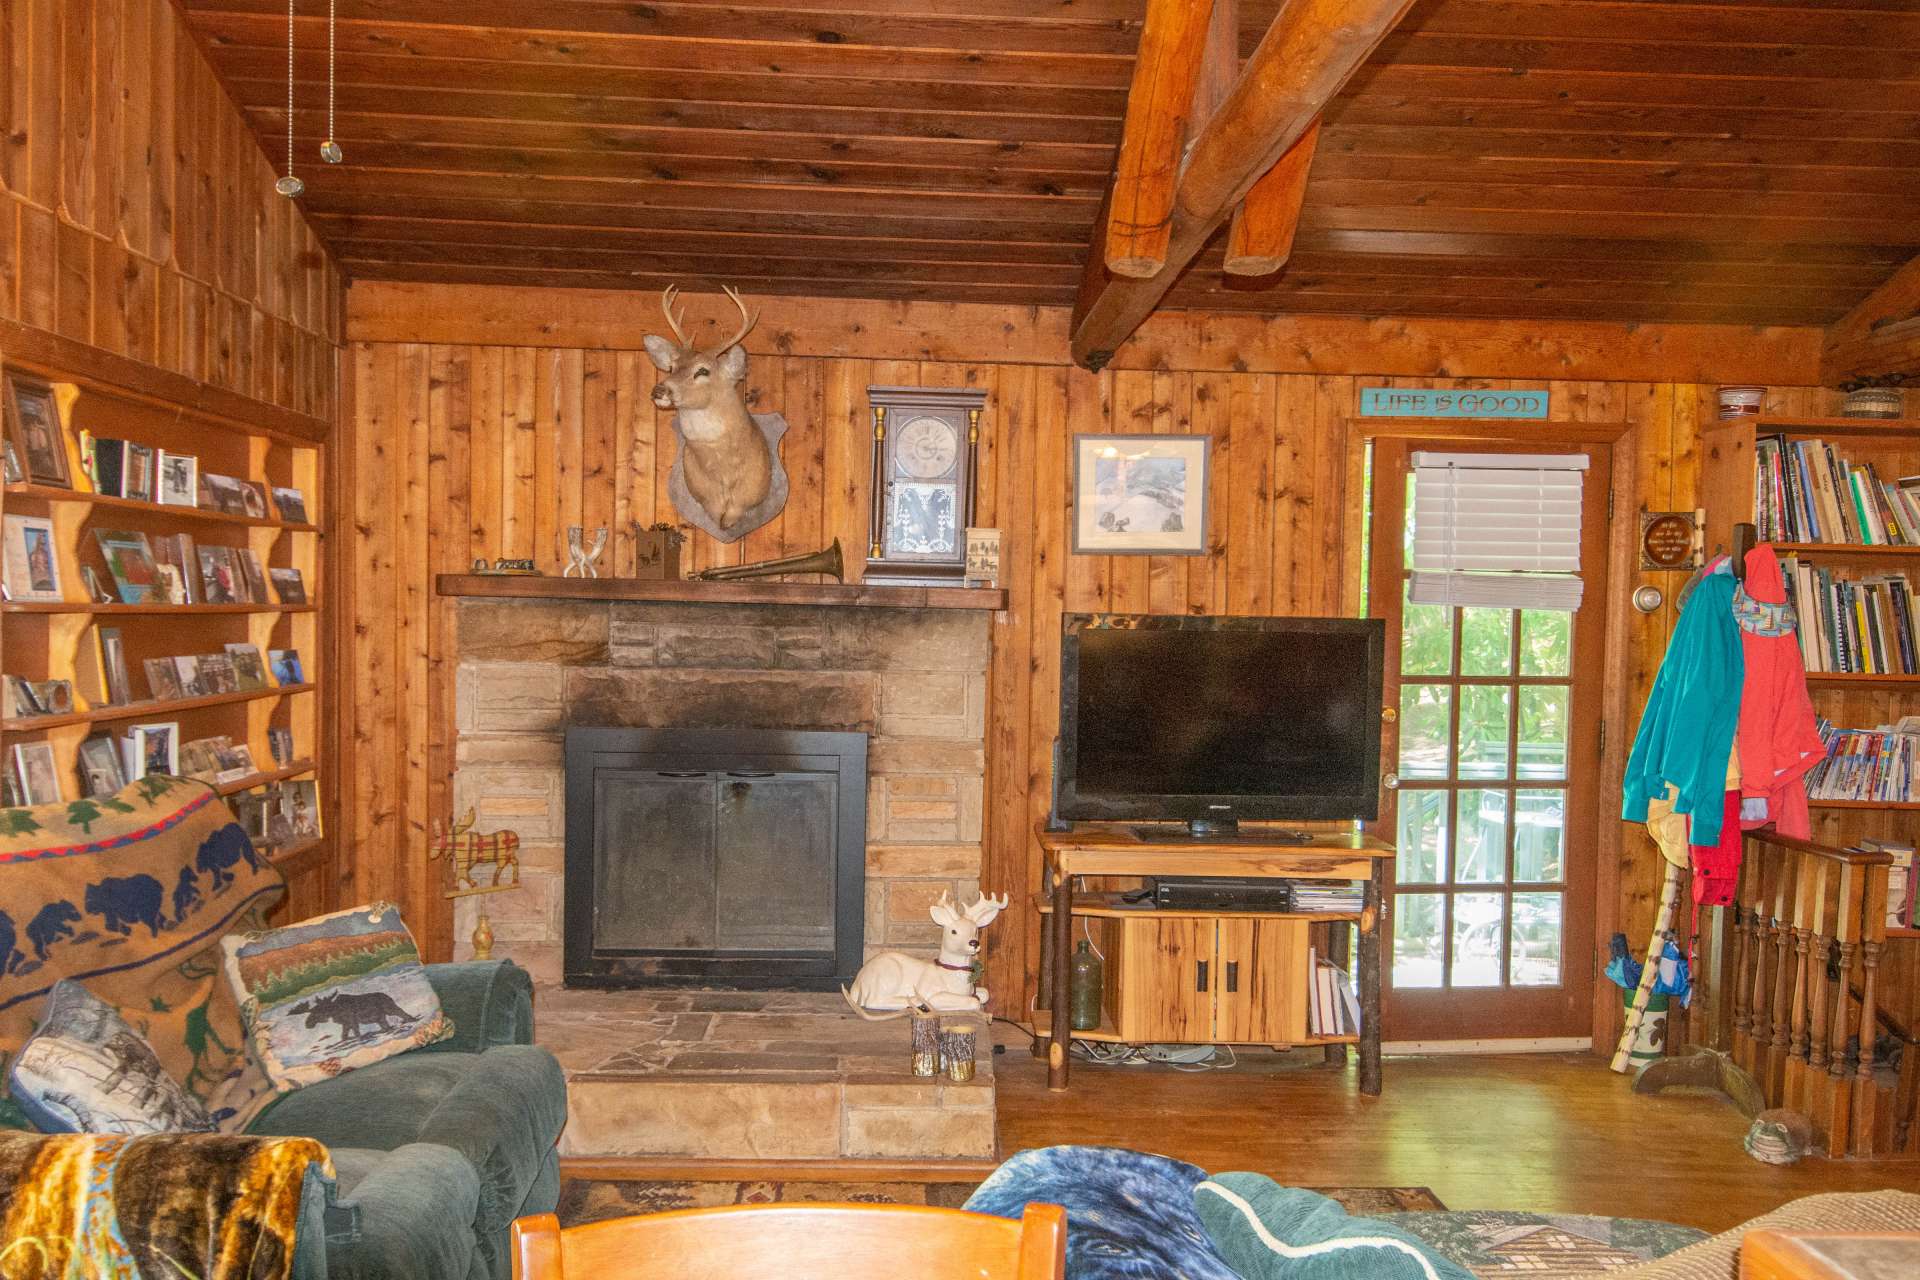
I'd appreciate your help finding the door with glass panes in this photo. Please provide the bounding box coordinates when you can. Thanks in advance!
[1369,439,1609,1042]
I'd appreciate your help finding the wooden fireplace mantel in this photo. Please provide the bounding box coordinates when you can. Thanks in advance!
[435,574,1007,611]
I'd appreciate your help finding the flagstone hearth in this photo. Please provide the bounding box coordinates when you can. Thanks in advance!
[538,986,996,1163]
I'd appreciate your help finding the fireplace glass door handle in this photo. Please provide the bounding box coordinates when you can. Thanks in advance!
[656,771,709,778]
[725,770,774,778]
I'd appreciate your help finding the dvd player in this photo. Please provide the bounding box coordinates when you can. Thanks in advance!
[1152,876,1294,911]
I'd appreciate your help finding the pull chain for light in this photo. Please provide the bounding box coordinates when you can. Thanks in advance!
[319,0,342,163]
[274,0,302,196]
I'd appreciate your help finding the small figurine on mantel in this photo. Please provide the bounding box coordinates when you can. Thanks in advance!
[430,808,522,960]
[842,890,1009,1019]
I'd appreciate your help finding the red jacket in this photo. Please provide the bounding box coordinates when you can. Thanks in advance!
[1737,544,1825,839]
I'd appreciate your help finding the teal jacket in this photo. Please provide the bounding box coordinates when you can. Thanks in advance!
[1621,571,1744,847]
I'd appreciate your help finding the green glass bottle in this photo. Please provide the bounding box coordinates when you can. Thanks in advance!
[1068,938,1103,1031]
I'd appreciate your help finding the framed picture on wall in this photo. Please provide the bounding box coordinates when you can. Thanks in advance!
[1071,434,1210,555]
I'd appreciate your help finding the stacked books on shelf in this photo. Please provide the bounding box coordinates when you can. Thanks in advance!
[1778,558,1917,675]
[1804,716,1919,803]
[1754,435,1920,546]
[1305,949,1362,1037]
[1291,882,1366,914]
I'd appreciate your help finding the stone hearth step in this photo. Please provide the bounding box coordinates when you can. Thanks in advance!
[537,987,996,1163]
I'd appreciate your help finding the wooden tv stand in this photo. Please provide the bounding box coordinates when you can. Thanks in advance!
[1034,823,1391,1094]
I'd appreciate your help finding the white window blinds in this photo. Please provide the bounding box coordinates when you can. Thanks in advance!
[1409,451,1588,611]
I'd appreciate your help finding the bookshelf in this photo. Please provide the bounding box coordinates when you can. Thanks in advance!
[0,347,331,920]
[1701,414,1920,882]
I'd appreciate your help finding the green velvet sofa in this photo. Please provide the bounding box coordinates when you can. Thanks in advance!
[244,959,567,1280]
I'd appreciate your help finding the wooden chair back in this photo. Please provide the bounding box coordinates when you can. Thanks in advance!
[511,1201,1067,1280]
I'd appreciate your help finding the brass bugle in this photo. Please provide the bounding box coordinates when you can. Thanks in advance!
[690,538,844,582]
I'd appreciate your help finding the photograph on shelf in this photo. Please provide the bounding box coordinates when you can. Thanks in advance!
[170,655,205,698]
[238,549,270,603]
[144,657,186,702]
[268,726,295,767]
[124,443,156,504]
[268,568,307,605]
[90,438,127,497]
[283,779,321,840]
[239,481,270,520]
[198,546,241,604]
[225,644,271,692]
[93,530,163,604]
[199,473,254,516]
[268,649,305,686]
[179,735,231,783]
[152,534,198,605]
[124,722,179,780]
[157,451,199,507]
[77,734,128,799]
[5,676,75,718]
[196,653,238,695]
[3,513,64,602]
[98,628,132,706]
[271,487,310,524]
[232,790,271,842]
[215,741,258,785]
[5,373,70,488]
[11,741,62,805]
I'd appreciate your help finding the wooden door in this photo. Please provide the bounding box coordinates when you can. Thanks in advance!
[1115,917,1215,1042]
[1214,918,1308,1044]
[1370,439,1610,1042]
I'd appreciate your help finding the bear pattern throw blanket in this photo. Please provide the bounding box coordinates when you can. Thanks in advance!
[0,777,285,1130]
[0,1129,329,1279]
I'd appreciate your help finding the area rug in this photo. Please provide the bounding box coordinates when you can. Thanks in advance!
[557,1179,1444,1227]
[1388,1211,1709,1278]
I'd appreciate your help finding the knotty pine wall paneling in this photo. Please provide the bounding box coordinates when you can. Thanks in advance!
[342,283,1842,1048]
[0,0,342,420]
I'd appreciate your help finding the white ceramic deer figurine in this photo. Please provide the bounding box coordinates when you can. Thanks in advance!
[643,284,775,537]
[842,890,1010,1020]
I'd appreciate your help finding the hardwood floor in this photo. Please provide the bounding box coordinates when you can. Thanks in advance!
[991,1036,1913,1233]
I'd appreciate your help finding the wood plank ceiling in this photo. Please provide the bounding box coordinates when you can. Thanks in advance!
[177,0,1920,328]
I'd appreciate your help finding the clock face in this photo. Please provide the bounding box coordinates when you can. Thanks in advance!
[895,415,959,480]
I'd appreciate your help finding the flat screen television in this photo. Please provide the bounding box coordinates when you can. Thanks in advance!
[1055,613,1385,833]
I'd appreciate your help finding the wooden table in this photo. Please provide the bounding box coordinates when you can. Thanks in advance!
[1036,824,1393,1094]
[1741,1231,1920,1279]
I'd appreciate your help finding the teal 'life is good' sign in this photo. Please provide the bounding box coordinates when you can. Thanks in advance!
[1359,388,1549,419]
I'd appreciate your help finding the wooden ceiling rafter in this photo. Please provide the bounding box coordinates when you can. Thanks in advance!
[1072,0,1419,368]
[166,0,1920,334]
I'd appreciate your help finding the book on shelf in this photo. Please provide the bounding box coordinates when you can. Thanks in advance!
[1778,557,1919,675]
[1804,716,1920,803]
[1304,949,1362,1038]
[1755,435,1920,547]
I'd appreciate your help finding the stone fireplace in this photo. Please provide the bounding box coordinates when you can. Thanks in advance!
[450,596,991,985]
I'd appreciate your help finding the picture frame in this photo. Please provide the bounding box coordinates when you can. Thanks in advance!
[98,627,132,705]
[268,649,305,686]
[123,442,156,503]
[271,487,310,524]
[225,643,271,691]
[127,722,179,779]
[157,451,199,507]
[92,529,162,604]
[78,734,128,798]
[11,740,62,805]
[199,472,252,516]
[144,656,185,702]
[268,726,295,767]
[268,567,307,605]
[1071,433,1211,556]
[5,373,69,488]
[3,514,64,602]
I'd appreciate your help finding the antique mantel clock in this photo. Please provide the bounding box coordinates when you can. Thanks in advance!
[865,385,987,584]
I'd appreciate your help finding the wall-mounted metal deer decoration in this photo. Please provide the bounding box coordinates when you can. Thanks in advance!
[644,285,790,543]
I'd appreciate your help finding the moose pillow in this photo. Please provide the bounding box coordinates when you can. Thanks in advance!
[221,902,452,1091]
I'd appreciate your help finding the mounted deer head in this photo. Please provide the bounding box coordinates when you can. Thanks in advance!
[644,285,780,537]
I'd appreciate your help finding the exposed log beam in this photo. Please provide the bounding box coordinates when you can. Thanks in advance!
[1071,0,1420,368]
[1104,0,1216,279]
[1822,254,1920,384]
[1225,119,1320,276]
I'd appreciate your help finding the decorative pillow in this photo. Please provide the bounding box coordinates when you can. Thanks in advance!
[1194,1173,1475,1280]
[222,902,453,1090]
[8,980,215,1135]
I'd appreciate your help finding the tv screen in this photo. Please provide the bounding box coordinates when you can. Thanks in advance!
[1056,614,1384,826]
